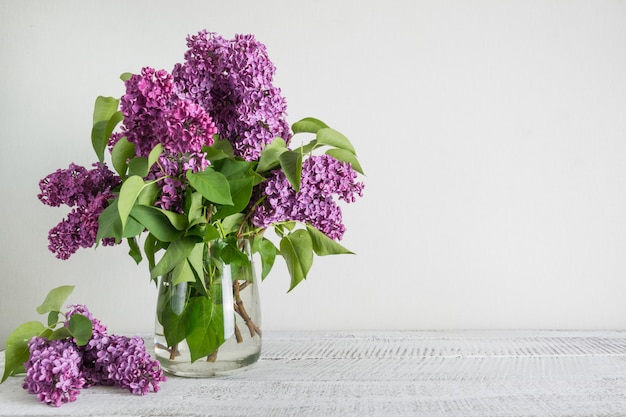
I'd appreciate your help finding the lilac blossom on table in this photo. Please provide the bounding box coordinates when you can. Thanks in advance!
[81,335,165,395]
[22,338,85,407]
[22,305,166,407]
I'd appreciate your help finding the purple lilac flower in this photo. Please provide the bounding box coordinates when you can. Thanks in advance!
[39,163,121,260]
[164,99,217,155]
[173,30,291,161]
[120,67,216,159]
[119,66,218,213]
[120,67,173,157]
[63,304,166,393]
[22,305,166,406]
[38,163,119,208]
[81,335,166,394]
[23,337,85,407]
[252,155,364,240]
[154,177,185,212]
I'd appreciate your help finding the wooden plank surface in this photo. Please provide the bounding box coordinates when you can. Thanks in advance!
[1,330,625,416]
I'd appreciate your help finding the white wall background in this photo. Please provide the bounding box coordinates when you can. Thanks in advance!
[2,0,626,346]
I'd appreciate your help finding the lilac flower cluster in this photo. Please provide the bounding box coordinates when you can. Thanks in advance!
[252,155,364,240]
[38,163,120,259]
[116,31,289,211]
[22,338,85,407]
[172,30,291,160]
[38,30,363,260]
[120,67,217,162]
[118,67,218,212]
[81,334,164,395]
[22,305,166,407]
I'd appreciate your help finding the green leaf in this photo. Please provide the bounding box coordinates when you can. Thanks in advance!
[306,224,354,256]
[157,286,187,347]
[120,72,133,81]
[148,143,163,169]
[326,148,364,175]
[48,326,71,341]
[124,216,146,237]
[2,321,45,383]
[111,136,135,178]
[144,233,161,275]
[210,136,235,158]
[93,96,119,124]
[124,144,161,178]
[146,205,187,230]
[136,181,160,206]
[184,297,225,363]
[96,199,145,242]
[97,199,123,241]
[204,224,220,242]
[91,96,120,162]
[187,169,233,206]
[220,238,250,267]
[187,243,207,293]
[187,191,205,226]
[150,237,196,280]
[214,158,255,180]
[127,237,143,264]
[316,127,356,155]
[47,311,60,327]
[291,117,329,134]
[257,138,287,172]
[204,145,231,162]
[291,140,319,155]
[280,230,314,291]
[219,213,245,235]
[170,257,196,287]
[128,157,149,177]
[36,285,75,315]
[67,314,93,346]
[118,175,146,231]
[130,205,186,242]
[256,238,277,280]
[279,150,302,193]
[105,112,124,147]
[213,177,254,219]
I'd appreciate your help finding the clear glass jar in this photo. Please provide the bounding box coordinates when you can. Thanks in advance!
[154,239,261,377]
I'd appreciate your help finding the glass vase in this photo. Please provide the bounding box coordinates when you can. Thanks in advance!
[154,239,262,377]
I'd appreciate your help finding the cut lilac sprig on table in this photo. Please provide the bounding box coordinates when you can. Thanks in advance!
[1,286,166,407]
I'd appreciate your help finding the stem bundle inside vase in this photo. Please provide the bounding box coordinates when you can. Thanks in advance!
[153,238,262,376]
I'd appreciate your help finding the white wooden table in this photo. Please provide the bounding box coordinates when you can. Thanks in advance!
[1,330,626,416]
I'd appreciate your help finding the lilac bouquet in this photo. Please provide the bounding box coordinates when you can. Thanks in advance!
[35,31,364,363]
[2,286,166,407]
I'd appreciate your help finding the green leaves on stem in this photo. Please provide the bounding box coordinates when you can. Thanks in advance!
[1,322,45,383]
[273,223,354,291]
[157,277,227,363]
[258,118,363,195]
[1,286,93,383]
[92,97,123,163]
[187,169,233,206]
[280,229,314,291]
[93,101,362,294]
